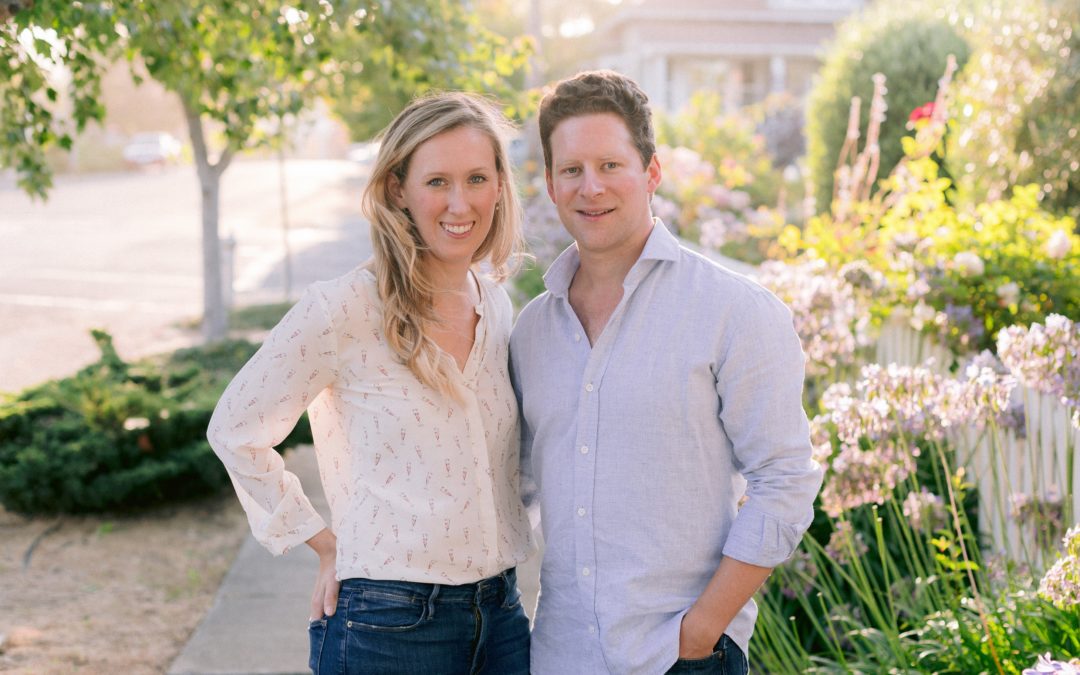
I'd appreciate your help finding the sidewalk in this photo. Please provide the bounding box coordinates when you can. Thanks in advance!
[169,447,541,675]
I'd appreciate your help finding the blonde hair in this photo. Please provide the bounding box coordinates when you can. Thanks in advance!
[361,91,525,400]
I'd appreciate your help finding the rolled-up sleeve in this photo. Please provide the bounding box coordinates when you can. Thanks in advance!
[716,290,823,568]
[207,287,338,555]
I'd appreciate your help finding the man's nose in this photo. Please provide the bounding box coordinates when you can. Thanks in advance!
[581,168,605,197]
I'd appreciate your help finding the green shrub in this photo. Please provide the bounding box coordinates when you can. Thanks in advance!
[948,0,1080,220]
[655,91,782,208]
[0,330,312,514]
[806,5,971,214]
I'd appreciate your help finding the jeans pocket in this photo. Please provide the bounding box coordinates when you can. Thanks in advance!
[346,589,428,633]
[307,618,328,674]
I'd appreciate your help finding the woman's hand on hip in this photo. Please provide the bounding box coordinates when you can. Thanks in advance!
[306,528,340,620]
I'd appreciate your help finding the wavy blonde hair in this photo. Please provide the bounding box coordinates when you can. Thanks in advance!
[361,91,525,400]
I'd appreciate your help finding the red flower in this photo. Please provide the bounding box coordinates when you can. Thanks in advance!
[908,102,935,124]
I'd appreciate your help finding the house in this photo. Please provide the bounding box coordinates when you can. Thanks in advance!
[592,0,866,112]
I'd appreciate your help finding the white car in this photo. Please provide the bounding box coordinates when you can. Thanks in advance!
[122,132,183,168]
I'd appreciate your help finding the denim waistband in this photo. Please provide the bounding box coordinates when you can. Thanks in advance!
[339,567,517,607]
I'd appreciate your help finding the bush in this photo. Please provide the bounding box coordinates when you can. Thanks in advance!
[805,5,971,214]
[0,331,312,514]
[655,90,783,208]
[786,155,1080,356]
[948,0,1080,220]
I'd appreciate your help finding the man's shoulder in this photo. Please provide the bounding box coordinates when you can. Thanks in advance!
[671,245,780,308]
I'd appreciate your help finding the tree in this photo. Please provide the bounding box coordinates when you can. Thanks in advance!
[1,0,529,341]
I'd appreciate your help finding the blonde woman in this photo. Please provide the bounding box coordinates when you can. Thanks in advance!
[208,92,533,674]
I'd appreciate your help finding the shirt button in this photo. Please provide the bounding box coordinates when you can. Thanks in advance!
[585,383,594,392]
[582,567,591,576]
[580,445,589,455]
[577,507,586,516]
[574,333,582,342]
[588,625,596,634]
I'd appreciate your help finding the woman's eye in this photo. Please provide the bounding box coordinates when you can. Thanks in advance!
[469,175,488,184]
[426,178,446,187]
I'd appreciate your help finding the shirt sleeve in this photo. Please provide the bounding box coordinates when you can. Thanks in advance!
[715,289,824,568]
[207,286,339,556]
[509,324,541,531]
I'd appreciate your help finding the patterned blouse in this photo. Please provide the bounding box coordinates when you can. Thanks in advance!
[207,267,533,584]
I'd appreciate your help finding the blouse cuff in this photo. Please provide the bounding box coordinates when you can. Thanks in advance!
[262,512,328,557]
[721,504,813,568]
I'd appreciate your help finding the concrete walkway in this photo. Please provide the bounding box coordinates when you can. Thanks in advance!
[169,447,541,675]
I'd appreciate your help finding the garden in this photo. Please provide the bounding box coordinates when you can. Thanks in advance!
[1,0,1078,671]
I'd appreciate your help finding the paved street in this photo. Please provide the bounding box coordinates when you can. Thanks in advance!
[1,159,373,392]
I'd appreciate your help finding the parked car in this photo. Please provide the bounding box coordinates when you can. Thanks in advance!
[122,132,183,168]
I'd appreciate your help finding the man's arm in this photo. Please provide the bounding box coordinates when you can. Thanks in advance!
[678,557,772,658]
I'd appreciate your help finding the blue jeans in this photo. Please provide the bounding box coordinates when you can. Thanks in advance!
[665,634,748,674]
[308,568,529,675]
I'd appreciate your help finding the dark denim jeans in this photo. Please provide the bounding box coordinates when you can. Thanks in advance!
[308,567,529,675]
[666,634,749,674]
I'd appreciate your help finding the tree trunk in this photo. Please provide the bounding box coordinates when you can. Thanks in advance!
[183,101,233,342]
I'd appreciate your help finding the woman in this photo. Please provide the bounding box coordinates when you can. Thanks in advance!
[207,92,534,674]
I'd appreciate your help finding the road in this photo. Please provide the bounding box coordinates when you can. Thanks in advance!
[0,159,373,393]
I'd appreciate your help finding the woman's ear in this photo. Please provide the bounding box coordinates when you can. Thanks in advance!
[388,173,406,209]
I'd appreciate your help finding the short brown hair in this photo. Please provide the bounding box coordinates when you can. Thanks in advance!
[538,70,656,173]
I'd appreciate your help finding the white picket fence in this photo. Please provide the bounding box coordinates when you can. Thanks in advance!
[875,314,1080,562]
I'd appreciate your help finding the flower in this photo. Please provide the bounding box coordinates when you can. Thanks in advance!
[952,251,985,277]
[902,489,947,533]
[908,102,936,125]
[1045,229,1073,260]
[1038,525,1080,610]
[1023,653,1080,674]
[996,281,1020,307]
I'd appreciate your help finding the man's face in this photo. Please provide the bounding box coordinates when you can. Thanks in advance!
[546,113,661,263]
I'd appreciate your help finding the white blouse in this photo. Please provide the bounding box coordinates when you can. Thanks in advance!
[207,267,534,584]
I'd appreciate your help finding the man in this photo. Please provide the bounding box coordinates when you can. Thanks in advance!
[510,70,823,674]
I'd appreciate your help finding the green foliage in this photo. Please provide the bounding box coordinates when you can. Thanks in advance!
[0,1,532,197]
[0,331,311,514]
[655,91,782,207]
[0,1,120,197]
[229,302,293,331]
[805,5,971,214]
[329,1,533,139]
[784,156,1080,356]
[948,0,1080,220]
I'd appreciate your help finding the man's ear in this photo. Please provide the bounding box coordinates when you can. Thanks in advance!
[646,154,662,197]
[388,173,406,209]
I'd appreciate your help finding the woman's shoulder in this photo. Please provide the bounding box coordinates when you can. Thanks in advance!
[307,264,382,324]
[475,271,513,317]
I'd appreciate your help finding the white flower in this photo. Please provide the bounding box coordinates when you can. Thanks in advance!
[1045,229,1073,260]
[123,417,150,431]
[953,251,985,277]
[996,281,1020,306]
[911,301,938,331]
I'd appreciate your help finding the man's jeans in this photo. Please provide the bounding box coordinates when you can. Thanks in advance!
[308,568,529,675]
[666,634,749,674]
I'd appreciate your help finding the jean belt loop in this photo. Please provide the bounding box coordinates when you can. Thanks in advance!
[426,583,440,621]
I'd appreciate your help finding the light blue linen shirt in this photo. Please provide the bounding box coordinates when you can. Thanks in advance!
[510,221,823,674]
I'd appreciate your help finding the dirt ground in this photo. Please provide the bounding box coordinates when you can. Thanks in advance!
[0,492,249,674]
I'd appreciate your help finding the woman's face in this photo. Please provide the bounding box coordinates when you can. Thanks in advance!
[390,125,502,277]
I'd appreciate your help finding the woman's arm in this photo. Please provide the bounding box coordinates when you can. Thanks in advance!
[207,287,339,556]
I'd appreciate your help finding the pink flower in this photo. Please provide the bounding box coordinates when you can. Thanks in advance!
[908,102,935,124]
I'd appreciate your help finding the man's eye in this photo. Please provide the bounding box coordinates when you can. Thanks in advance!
[563,167,579,176]
[604,162,618,170]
